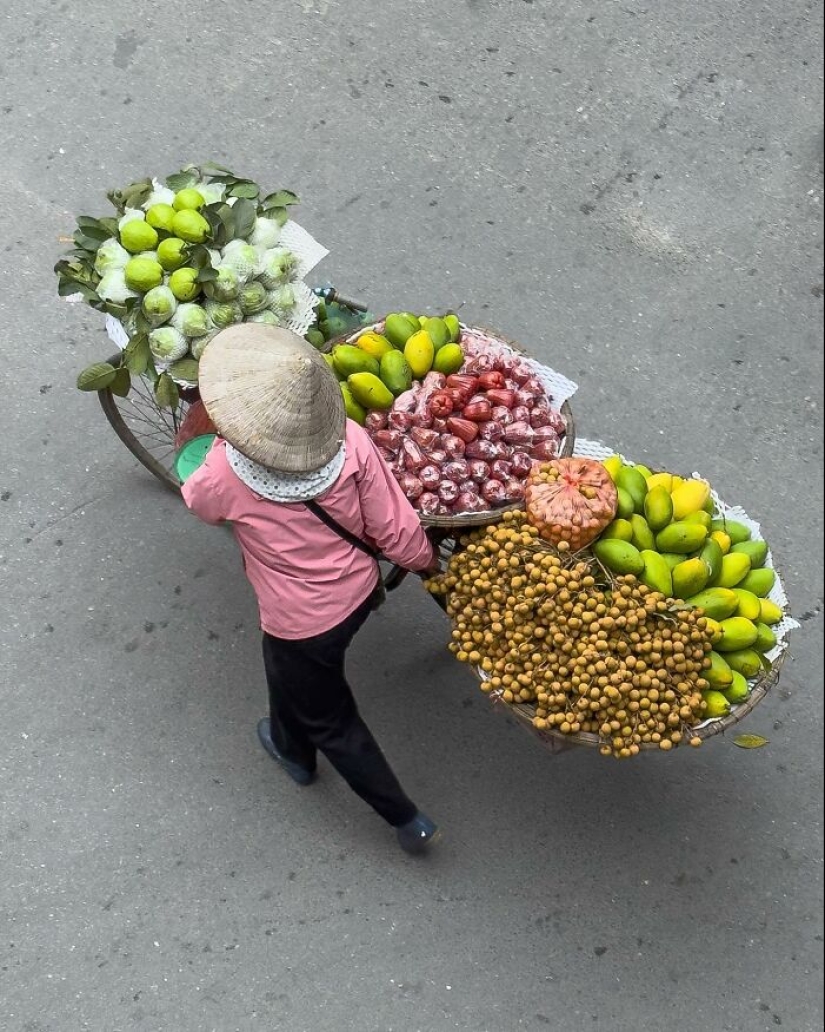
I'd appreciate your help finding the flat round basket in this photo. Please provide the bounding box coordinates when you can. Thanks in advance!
[329,319,577,530]
[495,646,787,751]
[436,452,797,755]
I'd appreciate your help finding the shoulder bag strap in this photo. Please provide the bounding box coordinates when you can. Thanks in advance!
[304,500,381,560]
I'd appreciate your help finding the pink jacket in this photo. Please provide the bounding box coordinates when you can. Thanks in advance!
[181,421,435,639]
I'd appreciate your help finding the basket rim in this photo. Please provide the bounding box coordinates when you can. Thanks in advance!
[486,644,787,751]
[328,318,578,529]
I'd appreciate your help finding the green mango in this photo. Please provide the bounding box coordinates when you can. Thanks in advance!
[706,651,734,689]
[644,486,674,532]
[616,467,648,514]
[421,317,451,351]
[731,540,769,568]
[655,521,709,554]
[592,539,645,576]
[710,519,751,545]
[640,550,673,596]
[384,314,420,349]
[332,344,379,379]
[379,350,413,396]
[723,670,751,705]
[340,382,366,425]
[724,648,763,679]
[630,514,657,552]
[601,519,634,542]
[699,539,724,582]
[305,329,326,350]
[738,568,776,597]
[754,622,777,654]
[323,353,346,381]
[348,372,394,411]
[444,313,461,342]
[684,588,739,621]
[615,488,635,520]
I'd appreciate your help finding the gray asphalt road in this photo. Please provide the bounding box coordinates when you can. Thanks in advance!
[1,2,823,1030]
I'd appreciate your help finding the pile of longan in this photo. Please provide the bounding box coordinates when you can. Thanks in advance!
[427,511,713,758]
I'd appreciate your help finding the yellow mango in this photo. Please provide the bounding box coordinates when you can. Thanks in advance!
[355,332,394,360]
[602,455,624,483]
[646,472,674,493]
[671,478,711,520]
[759,598,783,626]
[403,330,435,379]
[672,557,711,600]
[704,618,723,645]
[702,690,731,719]
[716,617,759,653]
[710,530,732,555]
[713,552,752,589]
[644,485,674,532]
[731,588,761,621]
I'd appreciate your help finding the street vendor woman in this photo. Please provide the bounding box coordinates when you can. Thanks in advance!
[181,323,440,854]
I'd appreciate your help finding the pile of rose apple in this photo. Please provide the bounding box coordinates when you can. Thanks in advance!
[366,348,566,517]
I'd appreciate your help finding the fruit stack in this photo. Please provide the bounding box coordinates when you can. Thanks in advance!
[591,458,784,719]
[329,314,570,518]
[325,312,466,424]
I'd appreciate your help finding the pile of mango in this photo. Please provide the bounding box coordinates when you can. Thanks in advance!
[322,312,465,425]
[592,458,783,719]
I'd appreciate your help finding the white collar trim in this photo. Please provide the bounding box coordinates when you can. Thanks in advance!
[226,442,346,502]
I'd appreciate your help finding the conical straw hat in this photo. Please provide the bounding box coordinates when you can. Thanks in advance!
[198,324,346,473]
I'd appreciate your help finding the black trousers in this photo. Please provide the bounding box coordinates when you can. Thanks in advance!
[261,592,418,827]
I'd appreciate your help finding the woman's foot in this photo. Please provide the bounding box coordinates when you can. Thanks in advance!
[256,719,317,786]
[396,812,440,854]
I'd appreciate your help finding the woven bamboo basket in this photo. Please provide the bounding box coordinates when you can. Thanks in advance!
[329,319,577,530]
[431,491,793,755]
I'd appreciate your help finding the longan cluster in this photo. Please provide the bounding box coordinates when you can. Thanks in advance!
[429,512,713,758]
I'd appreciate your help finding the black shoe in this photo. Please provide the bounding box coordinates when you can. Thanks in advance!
[397,812,440,854]
[256,719,317,786]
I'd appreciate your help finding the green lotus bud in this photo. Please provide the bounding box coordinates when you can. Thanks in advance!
[258,247,298,289]
[239,281,268,315]
[204,299,242,329]
[142,285,178,327]
[190,333,217,361]
[172,303,212,338]
[94,238,130,277]
[267,284,296,313]
[247,310,280,325]
[220,240,258,283]
[249,217,281,250]
[204,265,240,301]
[149,326,189,363]
[97,269,138,305]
